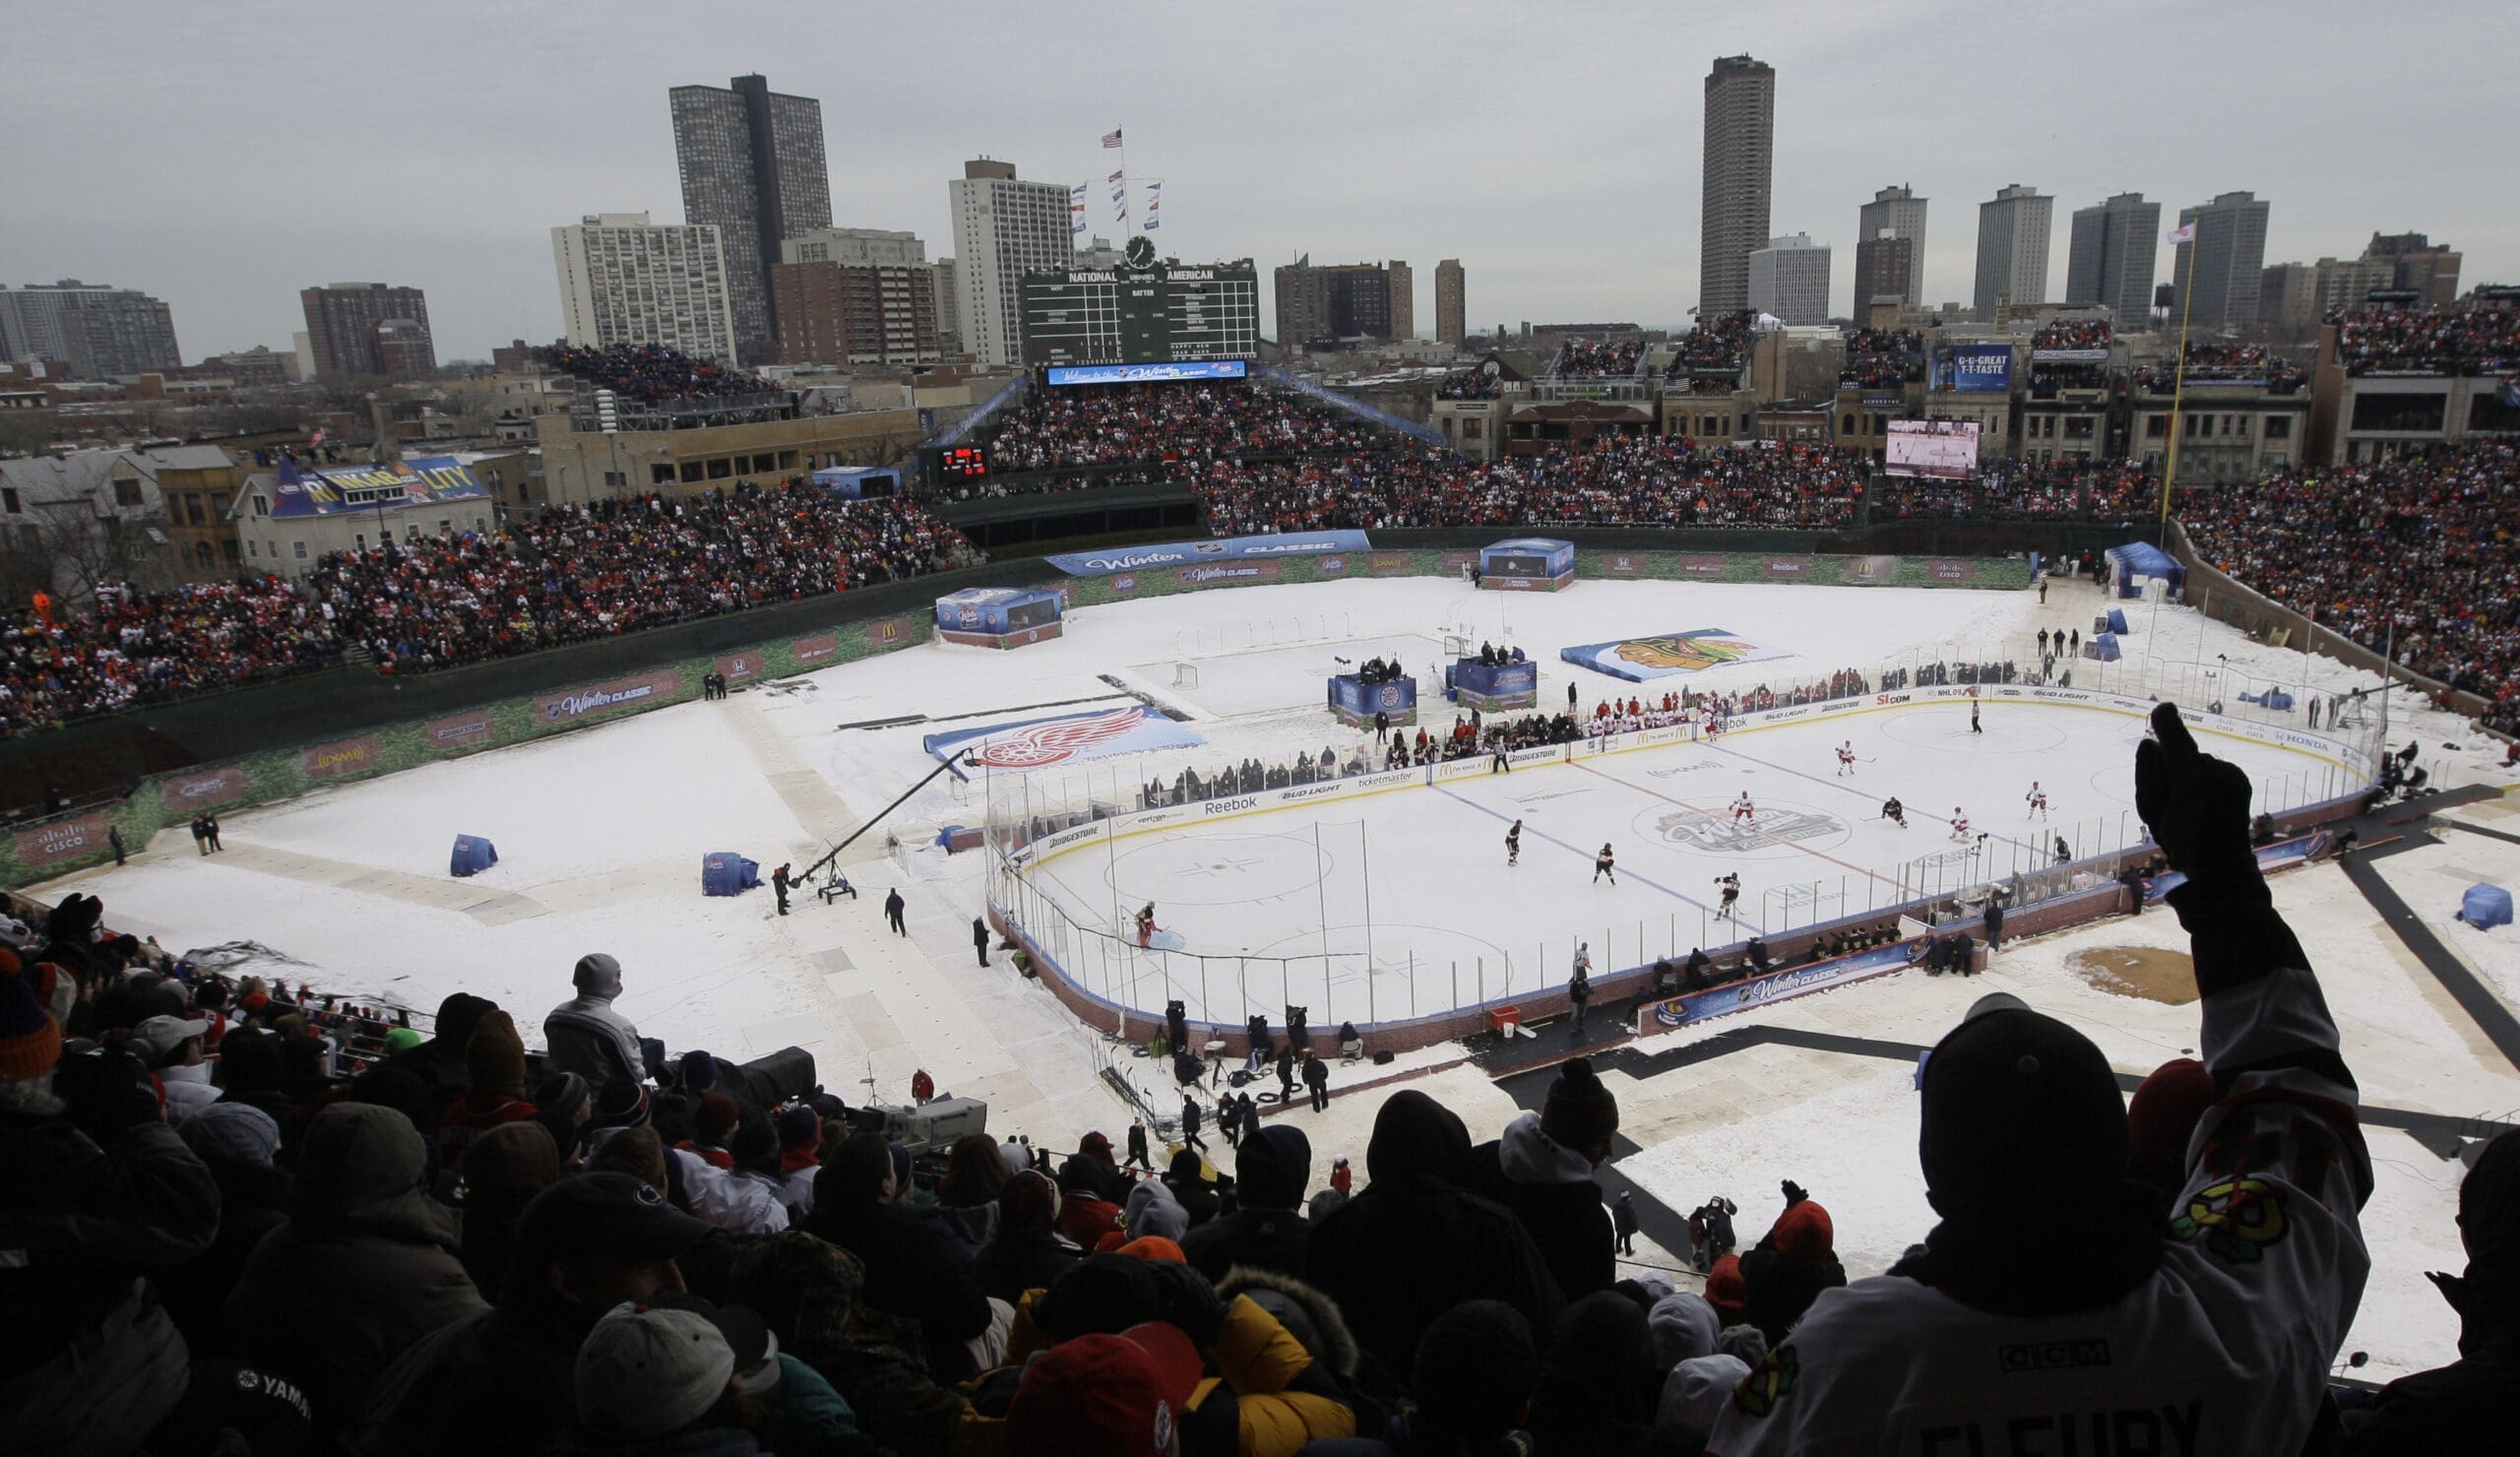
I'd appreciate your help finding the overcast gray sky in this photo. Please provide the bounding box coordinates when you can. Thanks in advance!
[7,0,2514,361]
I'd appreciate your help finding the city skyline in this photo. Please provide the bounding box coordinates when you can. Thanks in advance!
[5,0,2512,361]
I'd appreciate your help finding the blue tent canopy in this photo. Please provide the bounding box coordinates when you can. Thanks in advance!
[450,836,498,877]
[702,853,762,897]
[2105,541,2184,600]
[2461,883,2513,929]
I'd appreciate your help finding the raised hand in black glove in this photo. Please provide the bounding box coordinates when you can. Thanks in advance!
[53,1045,165,1142]
[1143,1257,1228,1348]
[2133,702,2259,884]
[1781,1179,1808,1207]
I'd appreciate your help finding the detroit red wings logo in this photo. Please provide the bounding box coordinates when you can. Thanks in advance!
[971,708,1150,768]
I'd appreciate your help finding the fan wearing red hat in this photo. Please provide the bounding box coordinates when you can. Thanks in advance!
[1008,1321,1202,1454]
[1709,704,2372,1455]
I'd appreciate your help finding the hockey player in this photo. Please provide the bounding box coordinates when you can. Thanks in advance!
[1136,903,1157,948]
[1715,871,1742,920]
[1950,807,1972,843]
[1970,700,1983,734]
[2026,781,2051,820]
[1732,791,1758,828]
[1594,843,1617,885]
[1835,741,1858,776]
[1882,795,1909,828]
[1506,819,1522,867]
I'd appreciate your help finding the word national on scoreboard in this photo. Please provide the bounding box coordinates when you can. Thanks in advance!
[1021,239,1260,368]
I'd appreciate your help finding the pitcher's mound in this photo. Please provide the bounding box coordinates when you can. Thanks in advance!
[2069,946,2198,1004]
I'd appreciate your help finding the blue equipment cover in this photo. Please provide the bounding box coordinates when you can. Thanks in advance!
[450,836,498,877]
[703,853,763,897]
[2461,883,2513,929]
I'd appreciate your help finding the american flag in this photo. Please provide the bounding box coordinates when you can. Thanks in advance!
[1102,128,1123,149]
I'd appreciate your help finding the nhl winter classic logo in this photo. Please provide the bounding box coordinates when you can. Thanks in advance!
[1650,803,1845,855]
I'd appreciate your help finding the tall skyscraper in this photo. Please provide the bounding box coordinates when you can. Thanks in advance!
[1699,55,1776,316]
[0,282,181,377]
[1746,234,1831,325]
[1434,260,1467,347]
[551,213,739,361]
[771,227,939,366]
[2064,192,2161,328]
[1386,261,1415,340]
[1972,184,2053,319]
[1272,260,1414,343]
[933,258,961,354]
[669,74,834,362]
[298,283,434,378]
[1853,232,1914,311]
[2170,191,2271,328]
[1856,185,1926,304]
[946,159,1072,368]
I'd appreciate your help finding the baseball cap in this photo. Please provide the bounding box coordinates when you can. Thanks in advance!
[644,1293,780,1394]
[1006,1321,1202,1456]
[575,1299,736,1438]
[515,1172,713,1274]
[129,1013,211,1061]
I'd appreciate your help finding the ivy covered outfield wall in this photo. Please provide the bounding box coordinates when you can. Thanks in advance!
[6,546,2026,883]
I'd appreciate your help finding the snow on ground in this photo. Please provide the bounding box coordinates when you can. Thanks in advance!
[32,568,2517,1382]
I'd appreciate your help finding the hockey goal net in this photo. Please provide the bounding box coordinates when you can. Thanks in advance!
[1170,662,1201,687]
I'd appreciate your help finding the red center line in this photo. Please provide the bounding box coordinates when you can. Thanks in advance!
[1570,759,1901,890]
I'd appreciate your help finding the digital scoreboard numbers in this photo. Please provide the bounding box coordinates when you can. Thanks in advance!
[1022,249,1258,367]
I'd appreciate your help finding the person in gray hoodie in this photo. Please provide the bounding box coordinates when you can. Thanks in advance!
[1466,1056,1620,1300]
[544,953,647,1088]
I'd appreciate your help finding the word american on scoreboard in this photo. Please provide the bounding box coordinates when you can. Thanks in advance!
[1043,360,1249,387]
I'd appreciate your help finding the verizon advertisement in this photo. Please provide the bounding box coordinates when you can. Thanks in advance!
[1886,419,1981,480]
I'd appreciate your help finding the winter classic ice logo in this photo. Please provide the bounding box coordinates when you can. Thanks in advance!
[968,707,1156,769]
[1649,804,1845,855]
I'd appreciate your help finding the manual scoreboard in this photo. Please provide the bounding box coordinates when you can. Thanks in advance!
[1021,240,1259,368]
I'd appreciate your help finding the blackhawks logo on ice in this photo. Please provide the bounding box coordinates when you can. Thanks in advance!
[1653,804,1843,853]
[1614,630,1761,672]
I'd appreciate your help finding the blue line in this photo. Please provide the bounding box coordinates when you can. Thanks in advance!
[1431,783,1732,922]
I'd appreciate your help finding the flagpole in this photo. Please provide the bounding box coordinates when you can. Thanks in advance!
[2158,229,2198,527]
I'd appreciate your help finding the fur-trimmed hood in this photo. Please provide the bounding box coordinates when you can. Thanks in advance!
[1218,1264,1360,1379]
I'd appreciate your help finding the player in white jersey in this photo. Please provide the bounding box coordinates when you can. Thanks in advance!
[1949,807,1971,842]
[2025,781,2050,819]
[1731,792,1757,827]
[1834,741,1856,776]
[1708,702,2368,1457]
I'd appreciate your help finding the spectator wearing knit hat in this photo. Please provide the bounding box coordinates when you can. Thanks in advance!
[1734,1179,1847,1347]
[226,1102,489,1445]
[1467,1055,1621,1300]
[437,1007,538,1170]
[159,1102,291,1358]
[677,1091,741,1171]
[1182,1122,1314,1282]
[977,1169,1083,1302]
[806,1131,996,1382]
[544,952,647,1089]
[764,1104,823,1214]
[0,955,217,1456]
[571,1298,763,1451]
[1007,1320,1203,1455]
[458,1119,562,1302]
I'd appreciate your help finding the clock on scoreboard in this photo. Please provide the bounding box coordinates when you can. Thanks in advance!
[1020,252,1259,369]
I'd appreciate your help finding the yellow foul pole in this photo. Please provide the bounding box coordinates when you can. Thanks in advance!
[2158,238,2199,526]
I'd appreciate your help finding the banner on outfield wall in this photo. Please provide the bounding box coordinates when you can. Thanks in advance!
[1046,530,1371,577]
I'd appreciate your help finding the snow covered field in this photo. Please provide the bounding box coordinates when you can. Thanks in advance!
[33,567,2519,1381]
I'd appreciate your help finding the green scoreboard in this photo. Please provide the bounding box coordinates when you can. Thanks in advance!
[1021,239,1260,368]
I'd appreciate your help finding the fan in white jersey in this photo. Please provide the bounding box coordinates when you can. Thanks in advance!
[1949,807,1971,842]
[1731,792,1757,826]
[1834,742,1857,776]
[2025,781,2050,819]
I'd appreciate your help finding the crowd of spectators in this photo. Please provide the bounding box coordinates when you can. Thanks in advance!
[980,383,1400,474]
[1194,437,1867,536]
[0,579,345,735]
[2178,442,2520,729]
[2032,317,2112,352]
[535,344,782,405]
[1549,339,1647,379]
[2332,300,2520,376]
[1838,329,1922,389]
[306,480,969,673]
[1667,312,1754,377]
[2132,343,2308,393]
[1434,366,1503,401]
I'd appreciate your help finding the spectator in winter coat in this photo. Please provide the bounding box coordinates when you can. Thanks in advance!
[2342,1127,2520,1451]
[457,1119,561,1302]
[977,1170,1083,1302]
[382,990,496,1131]
[1184,1122,1313,1281]
[1710,704,2372,1455]
[542,951,647,1088]
[1308,1089,1564,1379]
[1528,1290,1665,1457]
[0,976,218,1457]
[1056,1162,1127,1251]
[807,1131,996,1381]
[1059,1129,1128,1203]
[364,1171,717,1457]
[1735,1182,1847,1346]
[1466,1055,1620,1299]
[226,1102,490,1445]
[768,1105,824,1214]
[438,1008,540,1170]
[729,1230,979,1457]
[570,1298,768,1453]
[129,1011,220,1119]
[1297,1298,1540,1457]
[159,1103,291,1359]
[1125,1174,1193,1243]
[1163,1146,1224,1228]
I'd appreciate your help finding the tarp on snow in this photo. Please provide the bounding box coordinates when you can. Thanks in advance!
[702,853,762,897]
[2461,883,2513,929]
[450,836,498,877]
[2088,634,2122,662]
[2106,607,2130,635]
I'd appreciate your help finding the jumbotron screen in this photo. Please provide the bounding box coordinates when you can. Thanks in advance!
[1885,418,1982,480]
[1021,245,1259,367]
